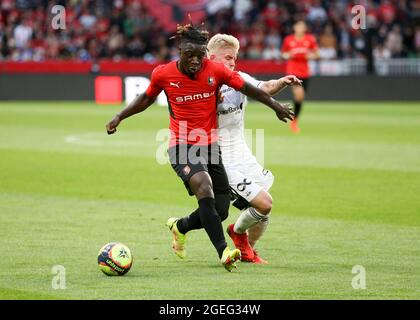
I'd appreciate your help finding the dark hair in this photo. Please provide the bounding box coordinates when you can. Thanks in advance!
[170,16,209,46]
[294,19,307,26]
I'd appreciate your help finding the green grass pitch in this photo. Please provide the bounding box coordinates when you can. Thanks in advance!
[0,100,419,300]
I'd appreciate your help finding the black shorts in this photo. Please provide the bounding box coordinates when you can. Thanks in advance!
[168,143,230,196]
[301,78,310,91]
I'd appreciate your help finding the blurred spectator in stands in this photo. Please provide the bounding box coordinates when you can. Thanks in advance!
[373,43,392,59]
[45,30,60,59]
[352,29,367,58]
[415,26,420,55]
[87,38,100,61]
[385,24,403,57]
[233,0,252,22]
[265,27,281,50]
[0,22,5,60]
[307,0,328,25]
[95,11,111,41]
[319,23,337,60]
[262,42,281,60]
[0,0,417,61]
[110,6,125,31]
[246,20,265,59]
[233,23,248,59]
[377,24,389,46]
[262,1,281,30]
[31,30,46,61]
[123,6,140,38]
[126,35,146,58]
[79,8,97,30]
[14,17,32,50]
[154,34,171,61]
[247,37,263,59]
[337,20,352,58]
[206,0,233,21]
[327,0,346,27]
[378,0,397,26]
[365,0,380,28]
[412,0,420,12]
[1,0,14,11]
[402,25,415,57]
[107,25,125,59]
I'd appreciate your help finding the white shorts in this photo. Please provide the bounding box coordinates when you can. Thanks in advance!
[225,159,274,203]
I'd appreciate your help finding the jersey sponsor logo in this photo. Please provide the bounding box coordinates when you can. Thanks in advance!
[170,81,181,88]
[175,91,215,103]
[217,103,243,115]
[237,178,252,192]
[221,87,233,94]
[291,47,309,54]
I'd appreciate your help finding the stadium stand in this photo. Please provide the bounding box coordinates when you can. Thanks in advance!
[0,0,419,63]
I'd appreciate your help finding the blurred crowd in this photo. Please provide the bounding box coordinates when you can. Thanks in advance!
[0,0,419,62]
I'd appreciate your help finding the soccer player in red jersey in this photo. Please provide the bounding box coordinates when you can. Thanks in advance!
[281,20,320,133]
[106,22,293,272]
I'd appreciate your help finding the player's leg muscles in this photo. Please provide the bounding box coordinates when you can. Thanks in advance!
[249,189,272,215]
[209,163,231,222]
[247,168,274,248]
[176,171,213,234]
[188,171,227,258]
[293,83,305,102]
[188,171,214,200]
[292,85,305,118]
[249,168,274,214]
[233,179,272,234]
[248,191,271,248]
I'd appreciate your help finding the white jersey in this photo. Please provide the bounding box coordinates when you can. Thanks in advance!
[217,71,262,165]
[217,72,274,202]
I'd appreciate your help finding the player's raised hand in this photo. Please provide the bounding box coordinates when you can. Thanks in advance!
[106,115,121,135]
[281,75,302,86]
[274,102,294,123]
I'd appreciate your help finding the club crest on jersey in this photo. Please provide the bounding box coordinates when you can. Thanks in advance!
[208,76,215,86]
[183,165,191,175]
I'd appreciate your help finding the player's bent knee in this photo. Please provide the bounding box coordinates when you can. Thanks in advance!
[189,172,214,199]
[195,183,214,199]
[257,199,272,215]
[251,191,272,215]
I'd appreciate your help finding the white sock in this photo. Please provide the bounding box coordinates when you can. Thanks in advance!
[234,207,265,234]
[248,215,269,248]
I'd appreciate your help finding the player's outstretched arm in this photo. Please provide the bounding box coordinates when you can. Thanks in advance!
[106,93,156,135]
[260,75,302,96]
[239,81,294,123]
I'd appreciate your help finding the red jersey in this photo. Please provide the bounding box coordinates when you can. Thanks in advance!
[146,59,245,147]
[281,34,318,79]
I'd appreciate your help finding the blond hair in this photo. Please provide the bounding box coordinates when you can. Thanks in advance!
[207,34,240,56]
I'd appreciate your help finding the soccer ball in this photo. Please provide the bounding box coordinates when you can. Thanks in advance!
[97,242,133,276]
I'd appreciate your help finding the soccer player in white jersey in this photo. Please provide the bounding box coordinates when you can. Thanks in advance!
[207,34,302,264]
